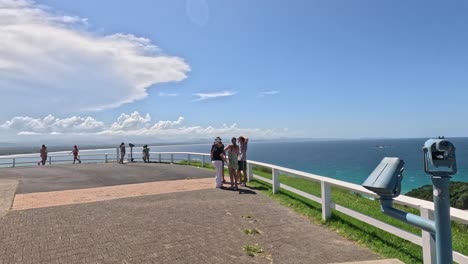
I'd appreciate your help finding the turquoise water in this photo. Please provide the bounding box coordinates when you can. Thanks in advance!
[152,138,468,193]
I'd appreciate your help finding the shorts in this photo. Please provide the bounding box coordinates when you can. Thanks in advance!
[238,160,247,171]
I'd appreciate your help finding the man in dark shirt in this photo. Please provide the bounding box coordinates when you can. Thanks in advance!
[211,137,225,188]
[119,142,126,164]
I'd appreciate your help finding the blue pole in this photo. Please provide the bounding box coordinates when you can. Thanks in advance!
[432,176,452,263]
[380,199,436,233]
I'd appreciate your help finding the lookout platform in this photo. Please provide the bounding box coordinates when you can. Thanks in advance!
[0,163,397,263]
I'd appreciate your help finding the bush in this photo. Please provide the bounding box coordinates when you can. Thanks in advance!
[406,181,468,210]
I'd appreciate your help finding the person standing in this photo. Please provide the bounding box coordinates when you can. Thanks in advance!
[225,137,239,190]
[237,136,249,187]
[37,144,47,166]
[211,137,226,182]
[119,142,126,164]
[211,137,225,188]
[72,145,81,164]
[142,145,150,163]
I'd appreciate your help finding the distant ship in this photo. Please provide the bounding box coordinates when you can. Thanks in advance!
[373,145,392,149]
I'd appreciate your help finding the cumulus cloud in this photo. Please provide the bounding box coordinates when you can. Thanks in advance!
[0,112,288,139]
[0,0,190,116]
[1,114,105,133]
[194,91,236,101]
[109,112,151,131]
[259,90,279,97]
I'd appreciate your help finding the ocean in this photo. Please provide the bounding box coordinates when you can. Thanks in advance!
[150,138,468,193]
[1,138,467,193]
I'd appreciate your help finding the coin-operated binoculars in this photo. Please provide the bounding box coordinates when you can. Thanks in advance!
[362,138,457,264]
[129,143,135,162]
[423,138,457,263]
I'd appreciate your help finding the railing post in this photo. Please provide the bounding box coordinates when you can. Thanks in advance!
[12,158,15,168]
[158,153,161,163]
[247,162,253,182]
[202,155,205,167]
[171,154,174,163]
[272,168,280,194]
[421,207,436,264]
[321,181,332,221]
[188,154,191,164]
[105,154,108,163]
[48,156,52,165]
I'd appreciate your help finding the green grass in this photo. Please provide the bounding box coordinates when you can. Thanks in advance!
[242,244,265,257]
[178,160,214,169]
[243,228,260,235]
[179,162,468,263]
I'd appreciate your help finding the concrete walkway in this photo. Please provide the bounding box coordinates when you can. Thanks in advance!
[0,163,389,263]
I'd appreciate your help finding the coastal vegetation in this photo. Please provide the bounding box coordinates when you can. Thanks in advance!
[406,181,468,210]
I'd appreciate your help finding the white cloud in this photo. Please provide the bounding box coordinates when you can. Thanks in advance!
[1,112,289,139]
[17,131,41,136]
[109,112,151,131]
[0,0,190,116]
[259,90,279,97]
[149,116,184,130]
[0,115,105,133]
[194,91,236,101]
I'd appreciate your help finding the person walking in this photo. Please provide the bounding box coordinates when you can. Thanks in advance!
[37,144,47,166]
[142,145,150,163]
[119,142,126,164]
[237,136,249,187]
[211,137,225,188]
[225,137,240,190]
[72,145,81,164]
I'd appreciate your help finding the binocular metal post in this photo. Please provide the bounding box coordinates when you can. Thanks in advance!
[363,138,457,264]
[431,176,452,263]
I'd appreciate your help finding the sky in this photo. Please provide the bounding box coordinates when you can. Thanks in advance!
[1,0,468,143]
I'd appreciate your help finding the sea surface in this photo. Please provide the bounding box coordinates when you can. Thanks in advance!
[1,138,467,193]
[150,138,468,193]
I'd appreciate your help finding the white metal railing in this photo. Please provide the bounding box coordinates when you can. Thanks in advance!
[0,150,466,263]
[244,159,468,264]
[0,153,118,167]
[0,150,212,167]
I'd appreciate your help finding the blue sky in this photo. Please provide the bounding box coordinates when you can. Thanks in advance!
[1,0,468,142]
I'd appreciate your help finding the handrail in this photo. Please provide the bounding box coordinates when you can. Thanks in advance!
[0,150,466,263]
[246,160,468,225]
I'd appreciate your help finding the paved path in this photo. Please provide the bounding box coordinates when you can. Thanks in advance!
[9,163,214,194]
[13,178,214,210]
[0,163,384,264]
